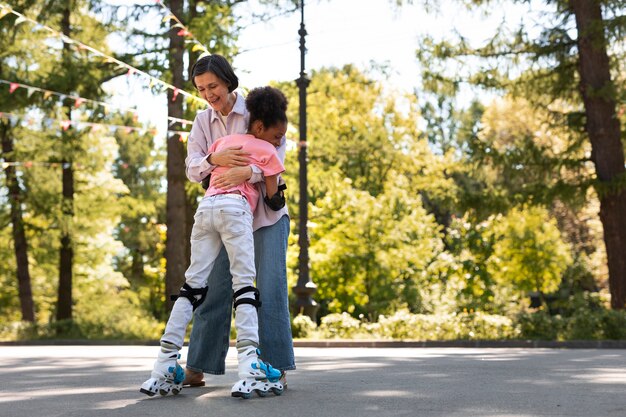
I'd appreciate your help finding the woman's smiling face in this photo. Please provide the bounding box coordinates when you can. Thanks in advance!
[194,72,233,115]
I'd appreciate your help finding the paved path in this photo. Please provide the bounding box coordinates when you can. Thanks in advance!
[1,346,625,417]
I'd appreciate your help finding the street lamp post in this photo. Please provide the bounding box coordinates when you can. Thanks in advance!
[292,0,318,320]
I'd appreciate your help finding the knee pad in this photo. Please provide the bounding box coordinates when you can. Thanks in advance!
[264,183,286,211]
[233,286,262,310]
[170,283,208,311]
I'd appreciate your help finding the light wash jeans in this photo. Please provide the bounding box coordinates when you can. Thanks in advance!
[161,195,258,349]
[186,214,295,374]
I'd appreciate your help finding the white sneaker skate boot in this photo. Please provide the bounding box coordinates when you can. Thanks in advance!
[231,342,283,399]
[140,341,184,397]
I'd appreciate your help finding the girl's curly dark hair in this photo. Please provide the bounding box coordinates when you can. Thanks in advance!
[246,86,288,130]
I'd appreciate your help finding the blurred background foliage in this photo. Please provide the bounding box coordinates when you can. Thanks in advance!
[1,0,626,341]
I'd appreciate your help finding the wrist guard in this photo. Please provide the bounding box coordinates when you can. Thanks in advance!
[264,183,287,211]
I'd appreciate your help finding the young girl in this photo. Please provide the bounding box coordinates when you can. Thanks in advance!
[140,86,289,399]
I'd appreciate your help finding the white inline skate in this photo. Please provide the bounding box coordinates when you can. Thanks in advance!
[231,343,283,399]
[140,342,185,397]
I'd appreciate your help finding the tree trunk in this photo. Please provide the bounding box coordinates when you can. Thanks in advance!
[164,0,188,311]
[571,0,626,309]
[1,121,35,322]
[57,5,74,323]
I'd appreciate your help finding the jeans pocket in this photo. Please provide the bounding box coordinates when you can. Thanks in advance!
[190,211,205,240]
[219,208,249,235]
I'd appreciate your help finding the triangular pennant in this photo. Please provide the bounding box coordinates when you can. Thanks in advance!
[60,120,72,131]
[192,43,207,53]
[177,29,191,37]
[172,88,179,102]
[9,82,19,93]
[43,91,53,100]
[74,97,85,108]
[0,8,12,20]
[162,14,175,23]
[14,15,27,25]
[27,87,36,97]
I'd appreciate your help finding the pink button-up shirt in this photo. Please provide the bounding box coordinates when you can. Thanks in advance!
[185,92,289,231]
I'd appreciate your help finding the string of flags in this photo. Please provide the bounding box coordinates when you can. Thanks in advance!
[0,79,195,128]
[155,0,210,57]
[0,2,204,105]
[1,160,82,169]
[0,111,157,136]
[0,79,138,114]
[0,111,192,143]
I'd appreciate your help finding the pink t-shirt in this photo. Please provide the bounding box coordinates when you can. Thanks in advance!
[206,134,285,213]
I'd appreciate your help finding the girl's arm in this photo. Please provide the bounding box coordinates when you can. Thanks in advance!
[264,174,278,198]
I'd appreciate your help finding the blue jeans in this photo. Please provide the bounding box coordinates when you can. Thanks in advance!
[186,214,295,374]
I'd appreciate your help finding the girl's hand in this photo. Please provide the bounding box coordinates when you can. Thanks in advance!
[210,146,251,167]
[212,166,253,189]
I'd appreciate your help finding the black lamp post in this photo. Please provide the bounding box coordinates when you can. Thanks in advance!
[292,0,318,320]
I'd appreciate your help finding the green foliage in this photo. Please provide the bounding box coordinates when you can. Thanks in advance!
[516,311,561,340]
[318,312,362,339]
[291,314,316,339]
[487,206,572,297]
[376,309,518,340]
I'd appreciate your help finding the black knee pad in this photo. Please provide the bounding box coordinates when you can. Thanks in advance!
[170,283,208,311]
[233,286,262,310]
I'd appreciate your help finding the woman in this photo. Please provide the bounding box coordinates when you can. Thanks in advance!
[183,54,295,387]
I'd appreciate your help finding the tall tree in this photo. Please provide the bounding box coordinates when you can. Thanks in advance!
[414,0,626,308]
[569,0,626,309]
[0,0,42,323]
[164,0,187,310]
[56,4,74,324]
[1,120,35,322]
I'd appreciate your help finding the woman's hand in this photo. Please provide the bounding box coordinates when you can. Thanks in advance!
[212,166,253,189]
[210,146,251,167]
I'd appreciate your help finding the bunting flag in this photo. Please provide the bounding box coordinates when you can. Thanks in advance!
[154,1,210,54]
[60,120,72,131]
[0,78,194,129]
[0,6,10,19]
[0,111,166,137]
[1,160,85,169]
[0,3,204,105]
[168,130,190,143]
[0,79,139,116]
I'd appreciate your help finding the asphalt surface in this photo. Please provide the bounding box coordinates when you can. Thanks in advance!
[1,345,625,417]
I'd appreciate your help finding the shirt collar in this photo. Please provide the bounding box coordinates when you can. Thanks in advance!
[210,91,245,123]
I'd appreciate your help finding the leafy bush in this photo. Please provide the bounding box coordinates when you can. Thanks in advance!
[373,309,518,340]
[458,312,518,340]
[516,311,562,340]
[318,312,361,338]
[600,309,626,340]
[291,314,317,338]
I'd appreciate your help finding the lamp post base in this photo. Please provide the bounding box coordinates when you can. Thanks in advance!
[292,282,318,321]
